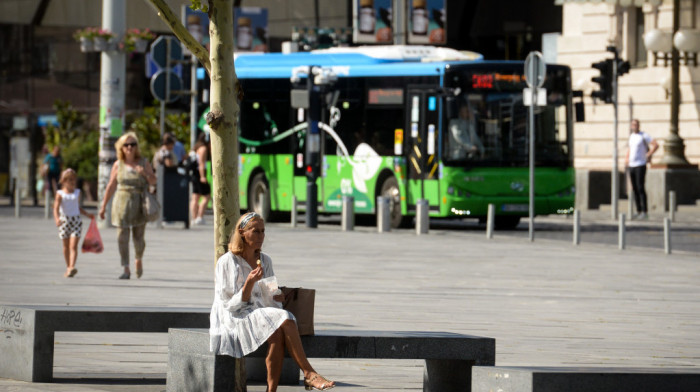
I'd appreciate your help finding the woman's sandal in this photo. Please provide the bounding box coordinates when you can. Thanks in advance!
[304,374,335,391]
[68,268,78,277]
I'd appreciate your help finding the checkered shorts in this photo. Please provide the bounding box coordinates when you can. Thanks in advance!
[58,215,82,239]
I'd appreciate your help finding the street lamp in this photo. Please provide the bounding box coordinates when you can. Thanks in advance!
[642,0,696,167]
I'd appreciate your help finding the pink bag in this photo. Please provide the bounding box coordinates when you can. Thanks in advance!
[81,218,104,253]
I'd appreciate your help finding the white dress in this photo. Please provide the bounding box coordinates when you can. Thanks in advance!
[209,251,295,357]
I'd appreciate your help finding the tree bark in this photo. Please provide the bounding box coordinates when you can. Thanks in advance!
[144,0,244,390]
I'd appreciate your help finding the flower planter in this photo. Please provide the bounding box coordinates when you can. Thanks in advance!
[93,37,108,52]
[133,39,148,53]
[79,37,95,52]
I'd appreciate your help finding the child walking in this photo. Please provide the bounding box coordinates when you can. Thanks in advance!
[53,169,94,278]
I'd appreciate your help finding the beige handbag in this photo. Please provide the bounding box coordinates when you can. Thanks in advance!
[142,190,160,222]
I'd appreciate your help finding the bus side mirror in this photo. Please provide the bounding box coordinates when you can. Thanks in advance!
[573,90,585,123]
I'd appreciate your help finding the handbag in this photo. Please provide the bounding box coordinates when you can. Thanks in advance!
[81,218,104,253]
[280,287,315,336]
[142,190,160,222]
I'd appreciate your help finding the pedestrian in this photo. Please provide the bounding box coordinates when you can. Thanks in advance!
[209,212,336,391]
[153,133,178,169]
[98,132,157,279]
[190,132,211,225]
[53,168,94,278]
[625,119,659,220]
[166,132,187,163]
[44,145,63,197]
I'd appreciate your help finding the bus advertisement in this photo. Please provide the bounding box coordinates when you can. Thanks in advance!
[234,45,575,229]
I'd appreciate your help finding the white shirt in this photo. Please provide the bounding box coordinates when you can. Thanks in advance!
[628,131,653,168]
[58,189,81,217]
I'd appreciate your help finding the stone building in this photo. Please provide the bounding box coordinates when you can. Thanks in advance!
[557,0,700,211]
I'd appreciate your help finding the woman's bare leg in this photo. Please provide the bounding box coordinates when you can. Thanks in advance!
[280,320,335,388]
[265,329,285,392]
[190,194,199,220]
[197,195,210,220]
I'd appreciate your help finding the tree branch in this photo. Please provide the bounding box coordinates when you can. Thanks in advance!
[144,0,212,75]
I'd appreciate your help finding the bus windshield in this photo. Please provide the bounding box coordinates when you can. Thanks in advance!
[443,65,572,168]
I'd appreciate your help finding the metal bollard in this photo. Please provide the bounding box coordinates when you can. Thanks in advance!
[669,190,676,222]
[341,196,354,231]
[416,199,429,235]
[14,180,20,218]
[376,196,391,233]
[291,196,297,228]
[664,217,672,255]
[486,203,495,239]
[618,213,626,250]
[44,191,51,220]
[573,209,580,245]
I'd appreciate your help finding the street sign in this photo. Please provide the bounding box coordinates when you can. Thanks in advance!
[524,51,546,89]
[150,70,183,103]
[150,36,183,69]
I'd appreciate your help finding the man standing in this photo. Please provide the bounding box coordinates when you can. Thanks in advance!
[625,119,658,220]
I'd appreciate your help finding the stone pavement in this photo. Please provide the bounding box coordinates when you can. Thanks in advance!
[0,203,699,391]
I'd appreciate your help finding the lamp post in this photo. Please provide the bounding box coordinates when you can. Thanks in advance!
[644,0,697,167]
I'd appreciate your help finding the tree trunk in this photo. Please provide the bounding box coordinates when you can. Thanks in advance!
[145,0,244,390]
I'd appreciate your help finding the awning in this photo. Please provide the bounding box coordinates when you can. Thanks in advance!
[554,0,664,6]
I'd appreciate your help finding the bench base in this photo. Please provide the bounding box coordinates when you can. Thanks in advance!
[168,328,495,392]
[472,366,700,392]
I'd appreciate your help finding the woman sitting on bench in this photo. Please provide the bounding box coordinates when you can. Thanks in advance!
[209,212,335,391]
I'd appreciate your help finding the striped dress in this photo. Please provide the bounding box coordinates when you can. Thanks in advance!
[209,251,295,357]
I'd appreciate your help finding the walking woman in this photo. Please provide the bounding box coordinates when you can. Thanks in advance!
[99,132,157,279]
[210,212,336,391]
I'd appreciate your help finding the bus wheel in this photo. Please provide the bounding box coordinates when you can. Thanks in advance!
[249,173,271,221]
[494,216,521,230]
[379,176,404,228]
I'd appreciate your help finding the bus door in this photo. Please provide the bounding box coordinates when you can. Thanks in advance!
[405,86,441,212]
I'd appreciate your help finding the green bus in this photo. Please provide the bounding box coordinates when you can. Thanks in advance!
[235,46,575,229]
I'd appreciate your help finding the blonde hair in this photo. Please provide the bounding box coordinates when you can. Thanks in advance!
[228,212,264,255]
[59,168,77,184]
[115,131,142,161]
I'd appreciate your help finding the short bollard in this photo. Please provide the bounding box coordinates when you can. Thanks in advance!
[486,203,495,239]
[291,196,297,228]
[44,192,51,220]
[664,217,672,255]
[416,199,429,235]
[669,190,676,222]
[376,196,391,233]
[573,209,580,245]
[14,180,20,218]
[618,213,626,250]
[341,196,354,231]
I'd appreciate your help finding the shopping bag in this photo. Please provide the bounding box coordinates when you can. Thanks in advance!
[280,287,315,336]
[81,218,104,253]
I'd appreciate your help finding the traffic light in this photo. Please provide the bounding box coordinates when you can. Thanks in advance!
[617,59,631,76]
[591,59,613,103]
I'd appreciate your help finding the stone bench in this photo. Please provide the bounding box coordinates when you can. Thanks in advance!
[0,304,209,382]
[166,328,496,392]
[472,366,700,392]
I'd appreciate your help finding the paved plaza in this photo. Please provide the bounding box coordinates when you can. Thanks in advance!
[0,203,699,391]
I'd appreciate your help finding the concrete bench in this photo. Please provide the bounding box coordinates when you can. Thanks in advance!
[166,328,496,392]
[0,304,209,382]
[472,366,700,392]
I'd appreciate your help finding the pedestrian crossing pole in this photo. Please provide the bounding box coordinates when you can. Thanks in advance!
[97,0,126,229]
[524,51,546,242]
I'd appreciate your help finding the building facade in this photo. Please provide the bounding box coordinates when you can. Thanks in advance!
[557,0,700,210]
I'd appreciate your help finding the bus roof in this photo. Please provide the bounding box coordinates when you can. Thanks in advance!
[235,45,484,79]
